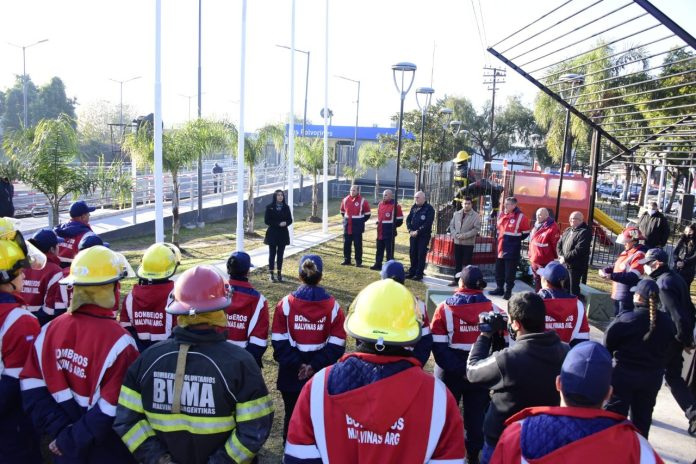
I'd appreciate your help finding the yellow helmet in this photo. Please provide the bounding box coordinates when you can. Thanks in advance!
[60,245,131,286]
[137,243,181,280]
[0,239,29,284]
[452,150,470,163]
[0,217,19,240]
[345,279,422,347]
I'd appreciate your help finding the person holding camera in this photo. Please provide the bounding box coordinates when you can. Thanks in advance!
[431,265,506,463]
[467,292,569,464]
[537,261,590,346]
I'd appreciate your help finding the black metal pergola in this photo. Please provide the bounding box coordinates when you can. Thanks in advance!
[486,0,696,225]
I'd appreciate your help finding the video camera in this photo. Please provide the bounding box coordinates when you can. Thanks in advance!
[478,311,508,334]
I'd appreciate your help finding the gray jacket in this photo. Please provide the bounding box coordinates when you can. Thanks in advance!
[448,209,481,246]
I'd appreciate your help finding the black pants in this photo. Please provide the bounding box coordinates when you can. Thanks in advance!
[494,258,517,292]
[453,244,474,282]
[665,340,696,420]
[375,238,394,267]
[613,298,634,316]
[676,267,695,289]
[281,390,301,441]
[343,233,363,264]
[606,365,663,438]
[443,371,490,457]
[408,234,430,278]
[268,244,286,271]
[565,265,587,298]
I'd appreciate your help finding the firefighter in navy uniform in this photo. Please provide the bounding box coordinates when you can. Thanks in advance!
[370,189,404,270]
[20,245,139,464]
[406,191,435,281]
[114,265,273,464]
[0,231,44,464]
[120,243,181,352]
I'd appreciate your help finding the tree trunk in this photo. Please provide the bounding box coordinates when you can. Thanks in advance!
[636,167,647,206]
[312,172,318,218]
[246,167,255,234]
[172,173,180,246]
[666,170,681,215]
[50,197,59,227]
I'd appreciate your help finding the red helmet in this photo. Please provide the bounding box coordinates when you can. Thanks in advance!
[166,265,231,315]
[616,225,645,245]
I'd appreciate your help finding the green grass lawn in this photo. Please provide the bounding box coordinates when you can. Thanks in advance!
[107,197,425,462]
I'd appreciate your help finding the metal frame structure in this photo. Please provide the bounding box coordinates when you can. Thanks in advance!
[486,0,696,226]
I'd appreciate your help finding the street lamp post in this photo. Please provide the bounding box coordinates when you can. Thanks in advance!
[415,87,435,191]
[277,44,310,203]
[109,75,142,224]
[8,39,48,128]
[391,62,417,253]
[555,73,584,222]
[531,133,541,170]
[335,75,360,173]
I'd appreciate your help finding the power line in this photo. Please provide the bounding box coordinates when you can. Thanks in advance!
[470,0,487,63]
[477,0,489,49]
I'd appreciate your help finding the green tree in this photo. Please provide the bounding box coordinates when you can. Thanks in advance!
[78,99,137,160]
[358,142,390,201]
[2,76,76,133]
[3,114,91,226]
[123,118,233,245]
[243,124,284,234]
[296,138,324,220]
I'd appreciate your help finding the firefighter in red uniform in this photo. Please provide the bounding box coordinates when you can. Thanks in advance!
[491,341,665,463]
[53,200,98,268]
[284,279,466,463]
[537,261,589,346]
[20,245,139,463]
[120,242,180,352]
[490,197,531,300]
[528,207,561,291]
[599,225,645,315]
[224,251,269,368]
[114,265,273,464]
[20,229,65,325]
[431,265,506,463]
[272,254,347,441]
[370,189,403,270]
[0,232,44,463]
[340,185,371,267]
[380,259,432,366]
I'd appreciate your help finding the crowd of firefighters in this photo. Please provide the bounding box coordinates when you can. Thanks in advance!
[0,191,695,464]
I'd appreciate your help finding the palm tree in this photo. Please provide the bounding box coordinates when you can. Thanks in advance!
[358,142,389,201]
[3,114,91,226]
[296,138,324,220]
[123,118,233,245]
[243,124,284,234]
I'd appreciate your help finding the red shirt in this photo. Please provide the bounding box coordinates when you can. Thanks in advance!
[611,247,645,300]
[285,353,466,463]
[272,294,346,352]
[120,281,176,343]
[19,253,64,315]
[376,201,403,240]
[224,279,269,349]
[528,220,561,266]
[0,297,40,381]
[340,194,371,235]
[496,208,531,258]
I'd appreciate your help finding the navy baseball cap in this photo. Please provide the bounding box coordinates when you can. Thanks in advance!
[69,200,96,218]
[299,254,323,274]
[455,265,484,288]
[227,251,254,275]
[560,341,613,405]
[78,235,109,251]
[638,248,668,265]
[29,229,64,252]
[381,260,405,284]
[537,261,569,286]
[630,278,660,299]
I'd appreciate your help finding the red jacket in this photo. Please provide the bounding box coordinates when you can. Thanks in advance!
[611,247,645,300]
[542,297,590,345]
[19,253,64,316]
[528,219,560,266]
[376,200,403,240]
[285,353,466,463]
[56,229,95,267]
[432,299,495,352]
[0,297,40,381]
[119,281,176,348]
[496,208,531,259]
[491,406,664,463]
[341,194,371,235]
[224,279,269,366]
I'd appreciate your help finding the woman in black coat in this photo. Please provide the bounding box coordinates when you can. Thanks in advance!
[673,222,696,288]
[264,189,293,282]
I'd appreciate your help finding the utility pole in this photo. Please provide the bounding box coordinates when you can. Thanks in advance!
[482,66,505,179]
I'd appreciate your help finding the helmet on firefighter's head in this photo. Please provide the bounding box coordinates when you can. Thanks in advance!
[0,217,20,240]
[452,150,470,164]
[166,265,231,316]
[616,225,645,245]
[137,242,181,280]
[60,245,131,286]
[0,239,30,284]
[345,279,422,348]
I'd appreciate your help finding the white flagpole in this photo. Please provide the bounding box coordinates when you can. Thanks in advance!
[154,0,164,243]
[236,0,247,251]
[322,0,329,234]
[287,0,296,244]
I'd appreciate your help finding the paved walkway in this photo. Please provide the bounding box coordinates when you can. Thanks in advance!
[422,275,695,464]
